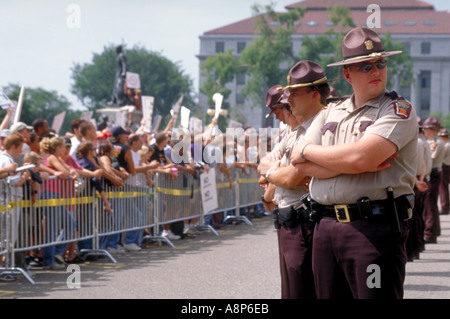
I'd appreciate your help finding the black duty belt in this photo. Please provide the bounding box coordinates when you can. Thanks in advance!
[312,197,413,223]
[273,205,311,230]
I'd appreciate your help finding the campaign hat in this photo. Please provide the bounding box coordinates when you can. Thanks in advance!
[265,85,289,119]
[422,117,441,129]
[280,60,331,90]
[327,27,402,67]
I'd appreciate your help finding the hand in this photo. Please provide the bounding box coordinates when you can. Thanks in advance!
[299,176,312,192]
[416,180,429,193]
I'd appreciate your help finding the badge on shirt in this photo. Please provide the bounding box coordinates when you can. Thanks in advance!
[393,101,412,119]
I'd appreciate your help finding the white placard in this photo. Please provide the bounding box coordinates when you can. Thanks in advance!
[0,90,12,109]
[180,106,190,130]
[171,95,184,120]
[81,111,93,120]
[200,168,218,214]
[126,72,141,89]
[115,109,127,128]
[152,115,162,132]
[141,96,154,133]
[51,111,66,135]
[212,93,223,118]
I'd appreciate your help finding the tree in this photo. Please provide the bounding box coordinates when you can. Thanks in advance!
[200,49,239,131]
[71,44,194,125]
[239,5,305,126]
[1,83,80,135]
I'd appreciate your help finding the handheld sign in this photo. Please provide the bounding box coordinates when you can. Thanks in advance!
[212,93,223,119]
[171,95,184,121]
[0,90,12,109]
[141,96,154,133]
[200,168,218,214]
[126,72,141,89]
[180,106,190,130]
[51,111,66,136]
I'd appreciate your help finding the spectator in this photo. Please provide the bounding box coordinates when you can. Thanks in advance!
[10,121,33,165]
[28,132,40,153]
[32,119,51,140]
[110,125,143,252]
[0,132,32,280]
[98,142,128,254]
[69,119,86,159]
[0,129,10,151]
[39,136,78,270]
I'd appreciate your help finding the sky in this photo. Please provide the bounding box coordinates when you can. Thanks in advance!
[1,0,450,111]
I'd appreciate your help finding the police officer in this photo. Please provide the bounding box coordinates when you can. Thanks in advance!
[438,128,450,215]
[291,27,418,299]
[422,118,445,243]
[406,117,430,261]
[264,61,332,299]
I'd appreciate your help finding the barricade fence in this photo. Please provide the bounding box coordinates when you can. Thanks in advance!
[0,166,264,284]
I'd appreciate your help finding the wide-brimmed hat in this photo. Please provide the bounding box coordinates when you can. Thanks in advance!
[280,60,331,90]
[423,118,441,129]
[327,27,402,67]
[438,128,449,137]
[265,85,289,119]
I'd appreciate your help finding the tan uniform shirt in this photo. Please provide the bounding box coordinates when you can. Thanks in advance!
[304,91,418,205]
[441,139,450,166]
[418,134,432,176]
[274,118,314,209]
[427,136,445,171]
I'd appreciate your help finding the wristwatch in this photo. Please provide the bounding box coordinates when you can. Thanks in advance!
[261,195,271,204]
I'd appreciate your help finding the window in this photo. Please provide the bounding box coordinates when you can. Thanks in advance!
[215,42,224,53]
[236,73,246,85]
[237,42,246,54]
[424,20,436,26]
[421,42,431,54]
[420,71,431,111]
[236,93,245,104]
[403,42,411,53]
[384,21,397,26]
[403,21,416,26]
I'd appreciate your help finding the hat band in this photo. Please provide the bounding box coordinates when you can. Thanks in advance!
[279,77,328,90]
[343,51,385,63]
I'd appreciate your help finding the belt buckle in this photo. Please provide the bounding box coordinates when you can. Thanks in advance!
[335,205,351,223]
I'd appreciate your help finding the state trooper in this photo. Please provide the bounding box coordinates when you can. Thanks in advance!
[422,118,445,243]
[438,128,450,215]
[291,27,418,299]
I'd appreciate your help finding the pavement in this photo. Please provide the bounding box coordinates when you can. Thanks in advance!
[0,213,449,299]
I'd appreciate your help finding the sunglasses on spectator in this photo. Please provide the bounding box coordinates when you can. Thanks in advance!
[349,60,387,73]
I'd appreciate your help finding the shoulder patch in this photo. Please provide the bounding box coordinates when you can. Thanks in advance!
[393,100,412,119]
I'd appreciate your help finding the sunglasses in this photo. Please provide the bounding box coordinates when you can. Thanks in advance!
[349,60,387,73]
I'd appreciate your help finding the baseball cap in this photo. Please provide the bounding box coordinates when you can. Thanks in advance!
[10,122,33,132]
[111,126,130,138]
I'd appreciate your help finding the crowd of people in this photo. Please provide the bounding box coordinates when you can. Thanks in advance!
[0,104,269,281]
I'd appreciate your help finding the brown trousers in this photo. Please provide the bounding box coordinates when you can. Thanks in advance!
[312,218,408,299]
[277,221,316,299]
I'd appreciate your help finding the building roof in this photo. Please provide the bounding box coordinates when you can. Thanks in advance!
[204,0,450,36]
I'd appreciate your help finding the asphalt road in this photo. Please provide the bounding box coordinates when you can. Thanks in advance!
[1,213,450,299]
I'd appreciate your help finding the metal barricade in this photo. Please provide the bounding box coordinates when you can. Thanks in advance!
[0,164,265,284]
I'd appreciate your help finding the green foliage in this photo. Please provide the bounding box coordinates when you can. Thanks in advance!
[71,44,194,124]
[1,83,80,135]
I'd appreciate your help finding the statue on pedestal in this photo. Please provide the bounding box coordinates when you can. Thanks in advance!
[109,45,128,106]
